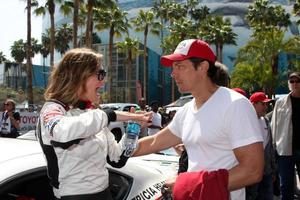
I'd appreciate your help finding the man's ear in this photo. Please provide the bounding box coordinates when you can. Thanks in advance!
[198,61,209,72]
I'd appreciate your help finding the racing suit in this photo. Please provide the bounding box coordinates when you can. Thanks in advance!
[38,100,126,198]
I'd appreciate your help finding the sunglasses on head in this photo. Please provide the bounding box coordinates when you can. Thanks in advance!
[289,79,300,84]
[96,69,107,81]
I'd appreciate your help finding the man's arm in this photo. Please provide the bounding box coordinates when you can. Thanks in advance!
[133,127,182,156]
[228,142,264,191]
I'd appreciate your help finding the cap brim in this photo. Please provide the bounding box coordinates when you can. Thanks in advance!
[160,54,189,67]
[262,98,272,103]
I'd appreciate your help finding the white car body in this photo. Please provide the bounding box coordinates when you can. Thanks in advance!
[0,138,178,200]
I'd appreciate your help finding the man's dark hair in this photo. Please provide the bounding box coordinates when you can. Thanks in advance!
[189,57,229,87]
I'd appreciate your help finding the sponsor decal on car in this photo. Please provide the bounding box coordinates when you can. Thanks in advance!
[131,181,166,200]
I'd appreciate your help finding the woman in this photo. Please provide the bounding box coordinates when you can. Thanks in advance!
[38,48,152,200]
[0,99,20,138]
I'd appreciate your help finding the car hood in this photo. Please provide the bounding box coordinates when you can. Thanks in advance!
[130,153,179,177]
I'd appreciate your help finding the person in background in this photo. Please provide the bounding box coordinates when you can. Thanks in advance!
[138,98,148,138]
[147,100,162,136]
[38,48,152,200]
[0,99,20,138]
[138,97,147,111]
[232,87,248,98]
[247,92,276,200]
[158,107,168,128]
[271,72,300,200]
[134,39,264,200]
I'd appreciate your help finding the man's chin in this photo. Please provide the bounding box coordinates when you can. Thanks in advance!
[178,88,188,94]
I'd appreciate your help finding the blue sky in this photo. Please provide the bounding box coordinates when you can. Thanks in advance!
[0,1,42,64]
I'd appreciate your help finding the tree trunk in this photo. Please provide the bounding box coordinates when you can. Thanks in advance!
[128,52,132,103]
[271,55,279,75]
[49,0,55,67]
[143,27,148,101]
[108,27,114,102]
[85,0,93,48]
[219,44,223,63]
[27,0,34,105]
[73,0,79,48]
[43,57,46,87]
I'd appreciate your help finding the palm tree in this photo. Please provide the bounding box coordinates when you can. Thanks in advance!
[85,0,114,47]
[0,52,7,64]
[73,0,80,48]
[10,40,26,90]
[245,0,292,84]
[202,16,237,62]
[189,5,210,23]
[40,31,51,87]
[116,37,140,103]
[233,30,300,96]
[131,10,161,101]
[294,0,300,24]
[152,0,173,44]
[60,0,83,48]
[85,0,94,48]
[34,0,61,67]
[246,0,290,35]
[55,23,73,56]
[94,5,129,101]
[26,0,34,105]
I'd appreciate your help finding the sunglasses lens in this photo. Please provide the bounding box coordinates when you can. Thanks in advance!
[289,80,300,84]
[97,69,106,81]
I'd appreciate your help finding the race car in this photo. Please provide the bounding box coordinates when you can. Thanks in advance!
[0,138,178,200]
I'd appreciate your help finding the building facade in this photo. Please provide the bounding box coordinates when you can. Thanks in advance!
[42,0,298,105]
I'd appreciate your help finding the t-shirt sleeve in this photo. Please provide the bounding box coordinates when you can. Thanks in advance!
[224,98,263,149]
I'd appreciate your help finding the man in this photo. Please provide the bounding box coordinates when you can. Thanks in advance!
[147,100,162,136]
[0,99,20,138]
[271,72,300,200]
[134,39,264,200]
[248,92,276,200]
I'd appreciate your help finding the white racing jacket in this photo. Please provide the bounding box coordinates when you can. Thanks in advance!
[39,101,122,198]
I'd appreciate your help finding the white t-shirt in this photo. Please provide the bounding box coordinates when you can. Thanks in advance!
[168,87,262,200]
[148,112,162,136]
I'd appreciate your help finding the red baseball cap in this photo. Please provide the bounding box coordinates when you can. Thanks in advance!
[250,92,272,103]
[232,88,247,97]
[160,39,216,67]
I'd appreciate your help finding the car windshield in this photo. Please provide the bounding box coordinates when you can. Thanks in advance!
[172,95,193,107]
[101,105,120,110]
[156,148,178,156]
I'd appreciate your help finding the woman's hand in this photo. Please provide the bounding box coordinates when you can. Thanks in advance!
[115,109,153,127]
[129,107,152,128]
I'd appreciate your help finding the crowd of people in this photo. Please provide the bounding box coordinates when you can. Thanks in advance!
[0,38,299,200]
